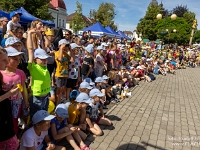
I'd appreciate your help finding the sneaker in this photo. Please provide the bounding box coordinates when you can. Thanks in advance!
[111,100,117,103]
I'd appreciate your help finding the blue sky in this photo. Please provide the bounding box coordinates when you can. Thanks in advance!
[64,0,200,31]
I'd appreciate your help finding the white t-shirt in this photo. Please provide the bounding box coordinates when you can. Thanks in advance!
[6,21,21,35]
[20,127,48,150]
[68,57,81,79]
[89,102,100,120]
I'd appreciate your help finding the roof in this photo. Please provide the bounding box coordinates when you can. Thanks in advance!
[48,3,58,10]
[50,0,66,10]
[66,12,93,26]
[124,31,133,35]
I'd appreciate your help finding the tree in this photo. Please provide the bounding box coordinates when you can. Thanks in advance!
[193,30,200,43]
[89,2,117,31]
[154,17,191,44]
[0,0,54,21]
[70,0,86,33]
[137,4,163,40]
[172,5,188,17]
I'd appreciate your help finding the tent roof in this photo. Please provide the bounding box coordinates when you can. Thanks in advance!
[105,26,122,38]
[81,22,111,34]
[14,7,55,27]
[117,30,131,40]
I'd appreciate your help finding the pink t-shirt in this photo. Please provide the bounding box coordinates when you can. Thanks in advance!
[1,69,26,100]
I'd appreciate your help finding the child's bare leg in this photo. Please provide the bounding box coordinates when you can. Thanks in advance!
[98,117,112,126]
[88,123,102,136]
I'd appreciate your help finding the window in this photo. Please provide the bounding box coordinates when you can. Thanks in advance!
[63,20,65,27]
[59,19,61,27]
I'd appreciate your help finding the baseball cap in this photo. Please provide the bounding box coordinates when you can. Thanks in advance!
[102,75,109,80]
[5,47,24,56]
[79,82,93,89]
[136,66,143,70]
[70,43,81,50]
[70,90,80,99]
[34,48,51,59]
[85,44,94,53]
[76,92,93,104]
[10,11,22,18]
[95,77,105,83]
[89,88,105,97]
[101,43,109,47]
[58,39,70,46]
[32,110,55,125]
[97,46,106,50]
[84,78,95,85]
[55,104,69,118]
[45,28,54,36]
[5,37,22,46]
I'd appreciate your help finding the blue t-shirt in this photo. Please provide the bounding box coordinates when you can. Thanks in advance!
[0,28,2,44]
[1,38,7,48]
[170,61,176,67]
[153,65,160,74]
[48,118,67,145]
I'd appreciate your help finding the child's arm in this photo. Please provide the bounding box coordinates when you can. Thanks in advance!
[57,44,64,62]
[22,83,29,109]
[50,123,73,140]
[99,106,105,118]
[44,135,55,150]
[0,87,19,102]
[85,65,92,78]
[27,29,36,64]
[85,114,94,128]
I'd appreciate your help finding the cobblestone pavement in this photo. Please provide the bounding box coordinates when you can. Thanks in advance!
[85,68,200,150]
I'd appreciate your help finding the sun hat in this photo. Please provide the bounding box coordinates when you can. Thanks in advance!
[75,92,93,104]
[70,90,80,99]
[70,43,81,50]
[5,47,24,56]
[58,39,70,46]
[10,11,22,18]
[5,37,22,47]
[34,48,51,59]
[97,46,106,50]
[95,77,105,83]
[79,82,93,89]
[89,88,105,97]
[32,110,55,125]
[101,42,109,47]
[102,75,109,80]
[85,44,94,53]
[84,78,95,85]
[55,104,69,118]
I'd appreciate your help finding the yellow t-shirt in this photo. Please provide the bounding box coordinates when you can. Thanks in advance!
[54,51,70,77]
[68,103,80,125]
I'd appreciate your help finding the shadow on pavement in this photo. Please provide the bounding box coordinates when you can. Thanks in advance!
[116,143,145,150]
[141,141,167,150]
[116,142,167,150]
[106,114,122,121]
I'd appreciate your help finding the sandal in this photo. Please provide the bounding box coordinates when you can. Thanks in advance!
[80,145,92,150]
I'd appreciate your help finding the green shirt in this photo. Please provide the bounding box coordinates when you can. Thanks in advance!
[27,62,51,96]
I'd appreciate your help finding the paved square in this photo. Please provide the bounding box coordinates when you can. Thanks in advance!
[87,68,200,150]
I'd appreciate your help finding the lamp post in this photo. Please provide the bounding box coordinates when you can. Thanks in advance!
[156,11,177,49]
[189,19,197,46]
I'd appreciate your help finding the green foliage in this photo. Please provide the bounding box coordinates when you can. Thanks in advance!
[137,4,163,40]
[70,0,86,33]
[90,2,117,31]
[155,17,191,44]
[193,30,200,43]
[0,0,25,12]
[183,11,196,28]
[0,0,54,21]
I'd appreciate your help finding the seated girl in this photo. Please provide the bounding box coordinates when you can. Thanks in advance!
[68,93,92,141]
[20,110,59,150]
[86,89,112,136]
[49,104,90,150]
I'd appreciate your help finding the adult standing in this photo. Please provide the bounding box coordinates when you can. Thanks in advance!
[0,17,8,43]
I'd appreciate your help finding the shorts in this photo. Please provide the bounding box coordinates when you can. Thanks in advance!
[55,77,68,88]
[29,94,49,118]
[91,116,101,124]
[66,79,78,89]
[0,135,19,150]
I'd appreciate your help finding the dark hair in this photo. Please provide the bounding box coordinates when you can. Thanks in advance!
[0,47,7,88]
[53,28,64,50]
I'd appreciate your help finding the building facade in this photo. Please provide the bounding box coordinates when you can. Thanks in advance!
[48,0,67,28]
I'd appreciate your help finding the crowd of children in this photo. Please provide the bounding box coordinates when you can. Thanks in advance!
[0,15,200,150]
